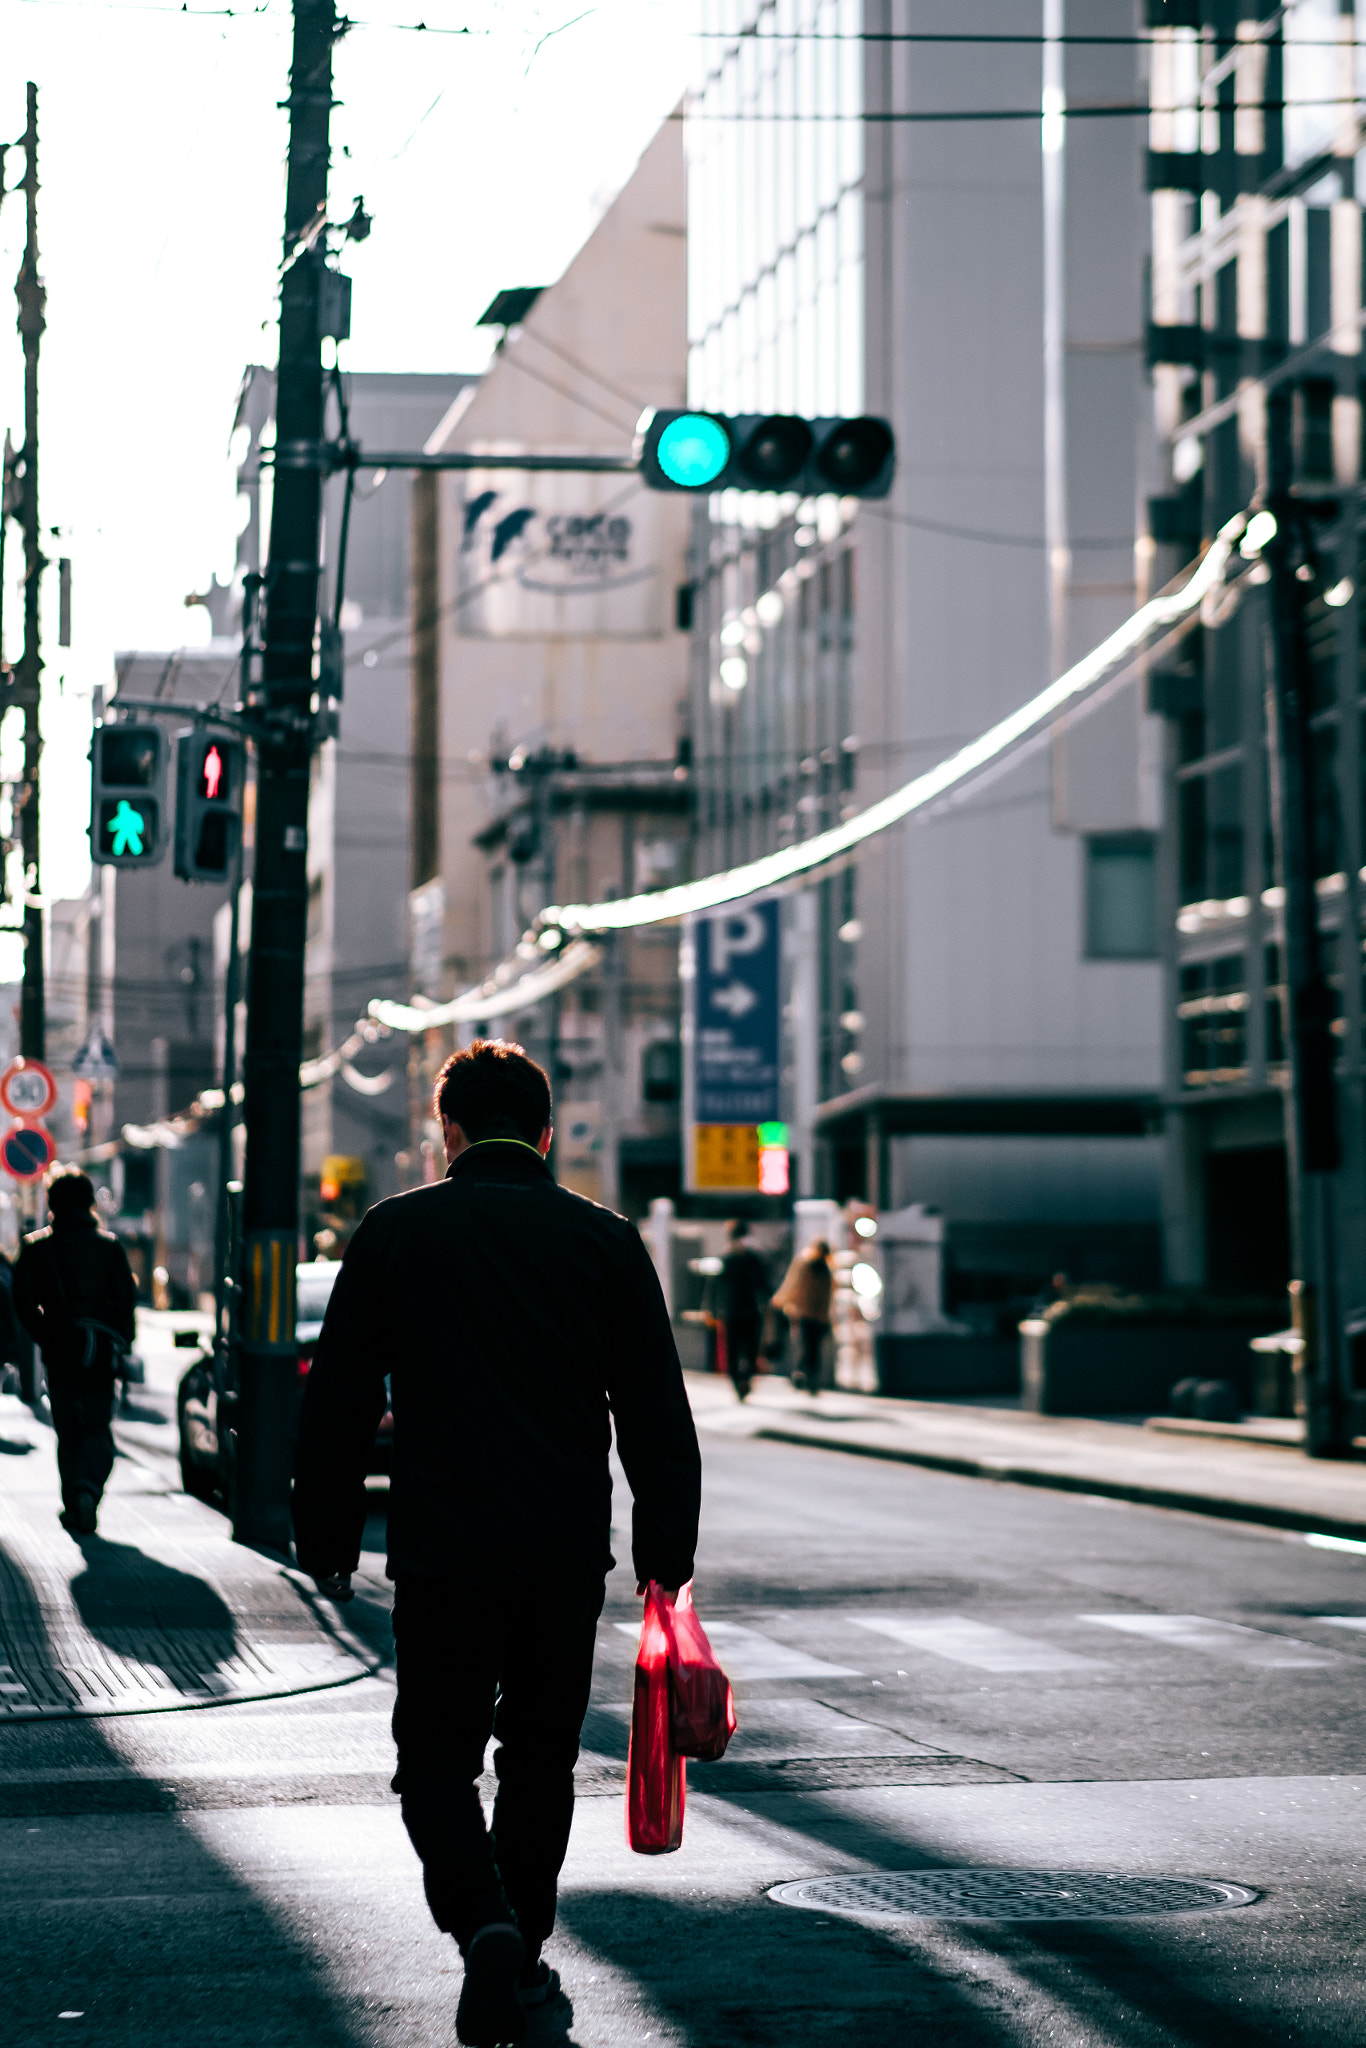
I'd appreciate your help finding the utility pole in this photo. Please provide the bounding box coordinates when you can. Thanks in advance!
[1261,389,1348,1457]
[233,0,337,1550]
[14,83,44,1061]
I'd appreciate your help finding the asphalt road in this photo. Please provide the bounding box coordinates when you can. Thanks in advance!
[3,1393,1365,2046]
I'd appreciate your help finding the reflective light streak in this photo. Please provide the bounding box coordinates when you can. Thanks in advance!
[366,522,1241,1035]
[544,516,1243,936]
[369,939,602,1033]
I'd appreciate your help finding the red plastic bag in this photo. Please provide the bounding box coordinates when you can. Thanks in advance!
[627,1583,685,1854]
[663,1582,737,1762]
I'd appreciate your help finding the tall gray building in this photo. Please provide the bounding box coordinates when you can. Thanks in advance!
[1144,1,1366,1436]
[686,2,1162,1323]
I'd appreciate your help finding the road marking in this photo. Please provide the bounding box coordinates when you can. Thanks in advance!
[1316,1616,1366,1633]
[612,1620,859,1680]
[1306,1532,1366,1556]
[848,1615,1103,1673]
[1080,1614,1337,1668]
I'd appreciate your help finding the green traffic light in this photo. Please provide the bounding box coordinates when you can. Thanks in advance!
[656,413,731,489]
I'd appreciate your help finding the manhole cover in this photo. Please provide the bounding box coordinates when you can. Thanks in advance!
[769,1870,1259,1921]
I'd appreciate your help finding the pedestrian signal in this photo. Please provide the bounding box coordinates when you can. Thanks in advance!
[90,722,165,868]
[175,728,246,882]
[638,411,895,498]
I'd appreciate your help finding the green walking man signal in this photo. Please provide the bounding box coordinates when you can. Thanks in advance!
[90,723,165,868]
[637,410,896,498]
[106,800,146,857]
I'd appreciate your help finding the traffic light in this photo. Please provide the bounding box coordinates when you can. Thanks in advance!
[637,410,896,498]
[90,722,165,868]
[175,728,246,882]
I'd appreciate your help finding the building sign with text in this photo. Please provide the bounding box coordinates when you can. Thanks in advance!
[687,901,781,1191]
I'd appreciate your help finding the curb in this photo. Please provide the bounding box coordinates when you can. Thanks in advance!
[751,1425,1366,1546]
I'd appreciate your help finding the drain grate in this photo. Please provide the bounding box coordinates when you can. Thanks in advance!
[770,1869,1259,1921]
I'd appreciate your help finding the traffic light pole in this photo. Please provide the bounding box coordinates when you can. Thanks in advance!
[15,84,44,1061]
[232,0,337,1552]
[1261,391,1349,1457]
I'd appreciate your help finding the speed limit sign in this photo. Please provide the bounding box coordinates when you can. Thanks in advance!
[0,1058,57,1122]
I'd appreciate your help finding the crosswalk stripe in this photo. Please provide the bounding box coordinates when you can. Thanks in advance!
[1313,1616,1366,1633]
[847,1615,1104,1674]
[611,1620,860,1680]
[1079,1613,1337,1668]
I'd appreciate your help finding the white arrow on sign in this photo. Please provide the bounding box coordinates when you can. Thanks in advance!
[711,980,759,1019]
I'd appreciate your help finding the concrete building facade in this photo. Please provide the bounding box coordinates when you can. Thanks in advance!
[412,121,693,1210]
[686,3,1164,1326]
[1144,2,1366,1429]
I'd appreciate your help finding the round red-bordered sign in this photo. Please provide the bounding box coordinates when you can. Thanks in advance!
[1,1122,54,1182]
[0,1058,57,1122]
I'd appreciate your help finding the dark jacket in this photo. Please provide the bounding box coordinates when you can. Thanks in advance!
[292,1141,702,1590]
[719,1245,768,1325]
[14,1214,137,1371]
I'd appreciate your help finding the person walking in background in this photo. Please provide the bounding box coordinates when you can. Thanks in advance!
[293,1038,701,2048]
[772,1237,834,1393]
[14,1170,137,1536]
[719,1219,768,1401]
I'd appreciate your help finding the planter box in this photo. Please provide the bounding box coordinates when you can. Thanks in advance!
[1019,1319,1261,1417]
[875,1334,1020,1400]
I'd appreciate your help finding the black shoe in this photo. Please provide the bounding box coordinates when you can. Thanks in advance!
[456,1922,525,2046]
[518,1961,561,2009]
[72,1491,98,1536]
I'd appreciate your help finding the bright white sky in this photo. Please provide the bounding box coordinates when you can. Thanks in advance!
[0,0,691,945]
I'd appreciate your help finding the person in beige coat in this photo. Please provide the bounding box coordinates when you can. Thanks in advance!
[771,1238,833,1392]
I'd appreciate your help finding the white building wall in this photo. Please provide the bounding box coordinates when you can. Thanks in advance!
[687,2,1164,1274]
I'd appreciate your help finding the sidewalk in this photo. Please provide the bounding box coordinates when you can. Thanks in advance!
[0,1387,378,1720]
[687,1372,1366,1545]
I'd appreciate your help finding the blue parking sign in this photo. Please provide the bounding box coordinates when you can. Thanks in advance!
[692,900,781,1125]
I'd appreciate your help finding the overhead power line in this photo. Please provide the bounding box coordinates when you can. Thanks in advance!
[366,518,1247,1036]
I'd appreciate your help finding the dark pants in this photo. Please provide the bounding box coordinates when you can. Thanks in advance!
[391,1570,606,1958]
[794,1318,826,1389]
[726,1313,761,1395]
[45,1363,116,1514]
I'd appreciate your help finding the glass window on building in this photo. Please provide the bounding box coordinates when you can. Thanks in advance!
[1085,835,1158,959]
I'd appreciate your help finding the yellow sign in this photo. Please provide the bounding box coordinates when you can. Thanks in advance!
[694,1124,760,1191]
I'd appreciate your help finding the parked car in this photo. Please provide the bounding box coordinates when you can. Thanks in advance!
[178,1259,392,1504]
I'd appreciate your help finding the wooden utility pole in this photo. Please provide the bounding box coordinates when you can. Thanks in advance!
[232,1,337,1550]
[14,82,44,1060]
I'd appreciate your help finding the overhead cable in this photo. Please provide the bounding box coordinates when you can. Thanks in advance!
[369,938,603,1034]
[542,516,1245,937]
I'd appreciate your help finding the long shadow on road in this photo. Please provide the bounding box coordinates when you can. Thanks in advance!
[555,1770,1314,2048]
[0,1535,379,2048]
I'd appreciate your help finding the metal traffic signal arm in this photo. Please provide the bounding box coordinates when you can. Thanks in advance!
[315,410,897,493]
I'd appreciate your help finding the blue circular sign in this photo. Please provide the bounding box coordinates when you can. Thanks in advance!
[2,1122,53,1182]
[656,413,731,489]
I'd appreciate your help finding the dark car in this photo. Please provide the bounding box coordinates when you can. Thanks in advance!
[178,1260,392,1503]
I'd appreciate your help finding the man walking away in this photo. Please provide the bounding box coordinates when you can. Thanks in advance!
[14,1170,137,1535]
[293,1039,702,2048]
[719,1219,768,1401]
[771,1236,834,1393]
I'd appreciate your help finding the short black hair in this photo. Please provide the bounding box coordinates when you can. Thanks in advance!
[727,1219,751,1242]
[48,1170,96,1217]
[434,1039,552,1146]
